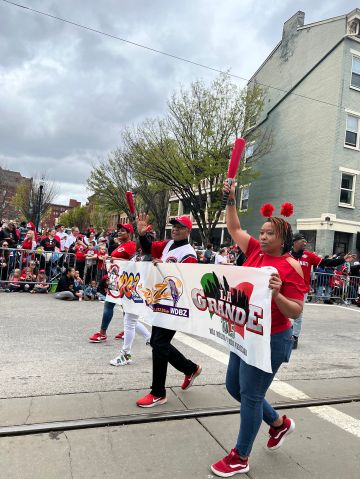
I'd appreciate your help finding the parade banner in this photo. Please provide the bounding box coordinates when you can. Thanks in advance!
[106,261,276,373]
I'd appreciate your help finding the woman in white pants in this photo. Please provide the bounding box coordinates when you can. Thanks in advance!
[110,312,150,366]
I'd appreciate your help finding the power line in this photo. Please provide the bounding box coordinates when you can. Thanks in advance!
[0,0,345,111]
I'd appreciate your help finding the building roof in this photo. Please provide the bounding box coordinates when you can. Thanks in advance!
[249,9,356,83]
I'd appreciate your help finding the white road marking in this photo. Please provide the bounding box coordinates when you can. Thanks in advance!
[173,331,360,439]
[305,303,360,313]
[308,406,360,439]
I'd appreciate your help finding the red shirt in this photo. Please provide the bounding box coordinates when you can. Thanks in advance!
[245,237,306,334]
[291,251,321,291]
[96,249,108,270]
[111,241,136,259]
[75,244,87,261]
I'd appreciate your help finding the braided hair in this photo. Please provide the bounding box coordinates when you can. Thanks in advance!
[266,217,293,254]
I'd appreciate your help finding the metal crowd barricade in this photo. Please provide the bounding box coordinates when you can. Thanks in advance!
[309,271,360,305]
[0,248,108,292]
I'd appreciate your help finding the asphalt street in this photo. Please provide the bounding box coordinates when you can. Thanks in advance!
[1,293,360,478]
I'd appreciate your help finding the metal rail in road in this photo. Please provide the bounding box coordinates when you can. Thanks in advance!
[1,394,360,438]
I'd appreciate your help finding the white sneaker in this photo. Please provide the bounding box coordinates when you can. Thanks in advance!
[109,351,133,366]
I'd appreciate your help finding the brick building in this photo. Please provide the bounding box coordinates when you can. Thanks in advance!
[42,199,81,229]
[0,167,32,221]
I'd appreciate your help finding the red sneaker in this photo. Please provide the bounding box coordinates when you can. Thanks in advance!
[211,449,249,477]
[181,365,202,390]
[136,393,167,408]
[89,332,107,343]
[267,415,295,450]
[115,331,124,340]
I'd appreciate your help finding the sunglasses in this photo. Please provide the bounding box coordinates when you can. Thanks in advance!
[2,244,8,246]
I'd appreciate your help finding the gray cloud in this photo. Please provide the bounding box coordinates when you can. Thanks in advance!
[0,0,358,205]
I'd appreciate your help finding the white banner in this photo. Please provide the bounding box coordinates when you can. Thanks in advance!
[106,261,275,373]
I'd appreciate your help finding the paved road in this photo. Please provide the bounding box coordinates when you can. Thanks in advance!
[1,293,359,478]
[1,294,359,398]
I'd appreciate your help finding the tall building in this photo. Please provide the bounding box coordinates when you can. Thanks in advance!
[243,9,360,255]
[0,167,32,221]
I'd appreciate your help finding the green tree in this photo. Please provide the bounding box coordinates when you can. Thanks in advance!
[59,206,91,232]
[123,74,271,244]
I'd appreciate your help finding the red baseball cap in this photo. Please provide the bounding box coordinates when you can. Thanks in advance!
[170,215,192,231]
[119,223,134,234]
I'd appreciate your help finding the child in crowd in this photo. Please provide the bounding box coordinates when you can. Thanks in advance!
[97,275,108,301]
[21,267,36,292]
[84,279,98,301]
[84,241,97,284]
[31,270,49,294]
[96,243,108,283]
[74,270,84,301]
[74,237,87,279]
[6,268,21,292]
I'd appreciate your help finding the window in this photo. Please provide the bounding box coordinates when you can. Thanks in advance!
[182,199,191,215]
[351,56,360,89]
[345,114,359,147]
[339,173,356,206]
[240,188,249,210]
[244,143,254,164]
[169,201,179,216]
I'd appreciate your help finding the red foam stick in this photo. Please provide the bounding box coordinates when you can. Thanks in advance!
[221,138,246,208]
[125,191,136,216]
[228,138,246,178]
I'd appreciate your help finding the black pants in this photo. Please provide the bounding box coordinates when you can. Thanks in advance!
[150,326,197,397]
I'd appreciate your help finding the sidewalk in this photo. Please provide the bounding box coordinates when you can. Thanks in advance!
[0,393,360,479]
[1,384,359,478]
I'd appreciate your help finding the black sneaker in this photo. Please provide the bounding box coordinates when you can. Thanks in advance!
[292,336,298,350]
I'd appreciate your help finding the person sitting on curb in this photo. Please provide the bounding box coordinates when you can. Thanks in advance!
[54,267,82,300]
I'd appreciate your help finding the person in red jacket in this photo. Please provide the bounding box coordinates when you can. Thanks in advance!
[135,214,202,408]
[210,182,306,477]
[290,233,356,348]
[89,224,149,345]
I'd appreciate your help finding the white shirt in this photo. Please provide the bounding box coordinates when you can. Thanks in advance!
[215,254,227,265]
[64,234,77,250]
[57,231,68,251]
[161,240,197,263]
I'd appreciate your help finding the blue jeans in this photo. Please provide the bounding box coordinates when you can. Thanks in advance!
[292,293,307,337]
[100,301,116,331]
[226,328,293,457]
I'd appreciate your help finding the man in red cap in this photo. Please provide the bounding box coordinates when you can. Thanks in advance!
[135,214,202,408]
[88,224,148,346]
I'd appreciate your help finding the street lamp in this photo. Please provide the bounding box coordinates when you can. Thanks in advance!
[35,180,44,233]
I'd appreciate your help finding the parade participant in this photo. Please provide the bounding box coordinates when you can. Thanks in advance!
[88,224,149,347]
[135,214,202,408]
[210,183,306,477]
[290,233,356,349]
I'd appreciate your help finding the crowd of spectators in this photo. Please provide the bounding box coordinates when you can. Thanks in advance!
[2,220,360,305]
[194,243,360,306]
[0,220,125,300]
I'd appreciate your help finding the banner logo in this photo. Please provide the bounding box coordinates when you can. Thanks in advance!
[139,275,189,317]
[108,264,143,303]
[192,272,263,337]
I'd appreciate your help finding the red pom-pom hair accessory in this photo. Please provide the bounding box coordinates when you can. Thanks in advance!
[260,203,275,218]
[280,202,294,217]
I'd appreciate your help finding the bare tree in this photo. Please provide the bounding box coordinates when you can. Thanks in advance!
[12,175,57,226]
[87,148,170,238]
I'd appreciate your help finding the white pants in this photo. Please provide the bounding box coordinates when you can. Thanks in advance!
[122,312,151,354]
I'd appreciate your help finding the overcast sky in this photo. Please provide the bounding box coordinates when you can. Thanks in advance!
[0,0,358,205]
